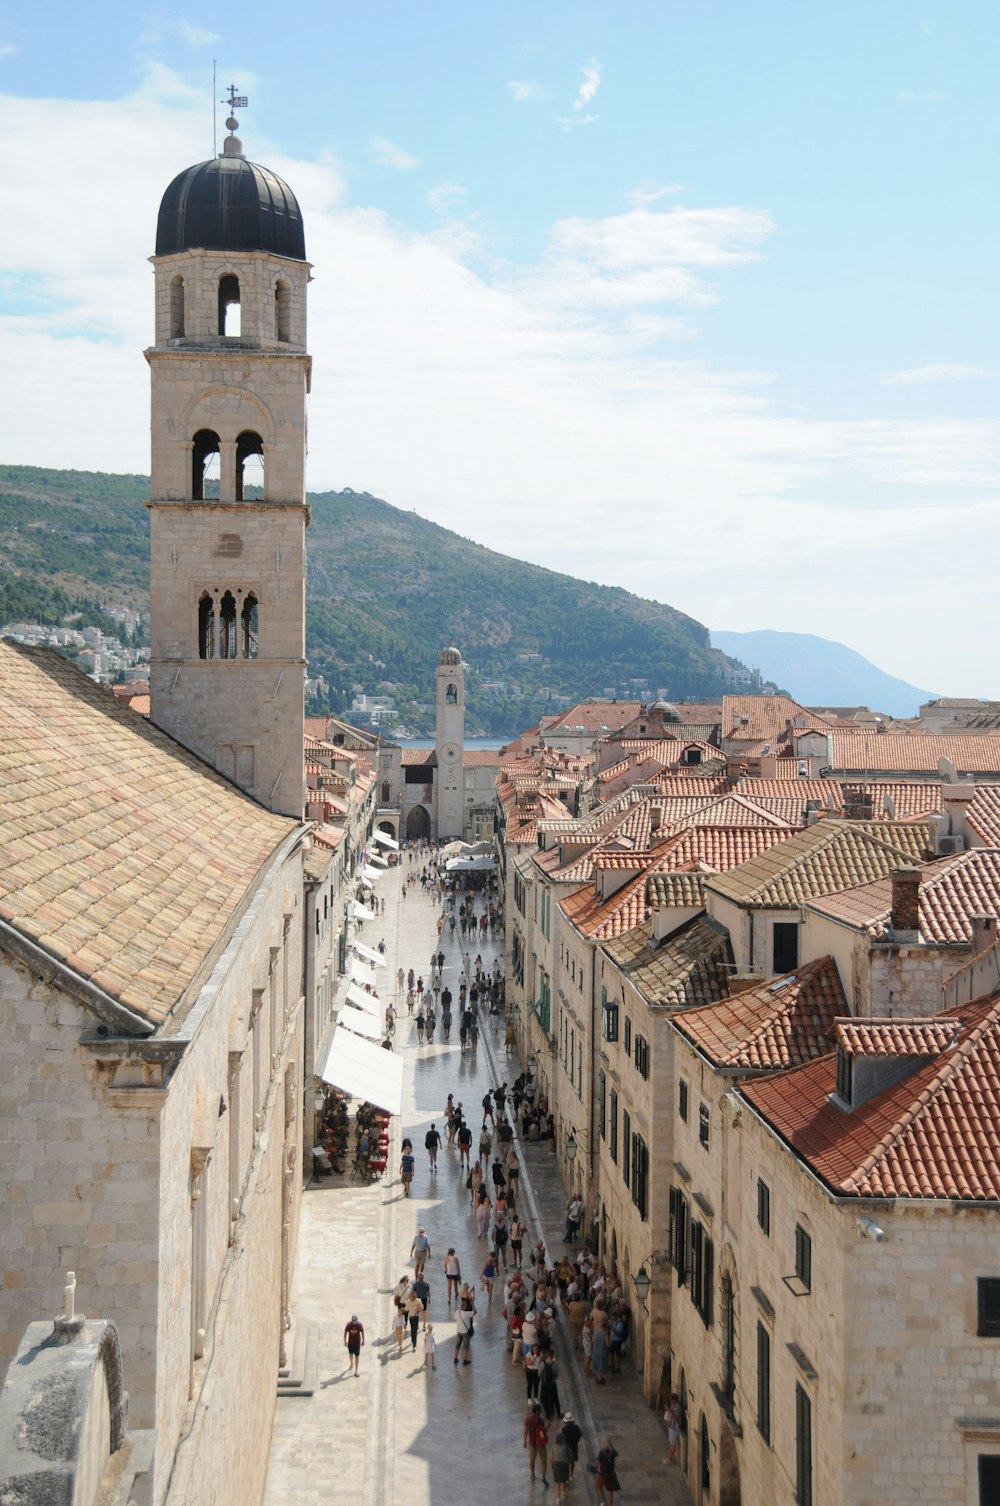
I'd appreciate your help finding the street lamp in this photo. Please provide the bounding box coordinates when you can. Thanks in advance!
[314,1085,325,1113]
[566,1130,578,1162]
[632,1264,652,1310]
[528,1053,538,1077]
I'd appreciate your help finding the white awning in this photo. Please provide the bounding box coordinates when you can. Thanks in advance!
[338,1002,382,1040]
[361,864,383,882]
[351,900,377,922]
[345,981,382,1016]
[318,1026,403,1115]
[446,854,497,872]
[357,874,375,892]
[368,851,389,868]
[352,940,386,968]
[372,830,400,851]
[351,959,377,986]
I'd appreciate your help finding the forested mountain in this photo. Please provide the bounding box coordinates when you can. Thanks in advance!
[0,465,756,734]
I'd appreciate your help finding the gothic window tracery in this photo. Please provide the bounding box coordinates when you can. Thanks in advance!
[197,588,261,660]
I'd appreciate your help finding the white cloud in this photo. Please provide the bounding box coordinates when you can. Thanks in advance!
[178,22,221,47]
[0,43,17,60]
[879,363,986,386]
[574,62,601,110]
[629,183,687,208]
[0,75,998,694]
[555,113,599,132]
[427,181,467,213]
[508,80,543,102]
[370,136,419,170]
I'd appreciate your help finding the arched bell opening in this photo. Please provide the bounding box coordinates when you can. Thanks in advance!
[241,592,259,659]
[192,430,220,501]
[218,274,241,337]
[275,279,291,342]
[169,274,185,338]
[236,430,264,501]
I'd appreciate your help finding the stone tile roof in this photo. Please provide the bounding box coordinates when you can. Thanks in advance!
[806,849,1000,944]
[705,821,932,908]
[967,787,1000,846]
[661,794,793,829]
[401,748,436,767]
[674,956,847,1070]
[647,872,707,908]
[742,993,1000,1199]
[833,1018,961,1057]
[602,915,735,1009]
[656,825,797,873]
[0,640,297,1025]
[304,846,336,881]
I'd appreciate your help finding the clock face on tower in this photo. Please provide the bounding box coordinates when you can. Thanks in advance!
[442,743,459,764]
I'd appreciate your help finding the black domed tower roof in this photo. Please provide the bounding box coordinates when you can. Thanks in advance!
[156,141,306,261]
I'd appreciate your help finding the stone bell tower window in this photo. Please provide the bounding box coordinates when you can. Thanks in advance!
[218,274,241,337]
[170,274,185,338]
[198,593,215,659]
[218,591,238,658]
[192,429,220,500]
[236,430,264,500]
[241,593,259,659]
[275,279,291,342]
[445,682,458,704]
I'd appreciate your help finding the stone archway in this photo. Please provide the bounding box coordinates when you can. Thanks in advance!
[406,805,430,840]
[376,817,399,840]
[719,1424,742,1506]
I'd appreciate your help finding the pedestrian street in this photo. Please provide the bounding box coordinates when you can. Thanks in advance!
[264,854,693,1506]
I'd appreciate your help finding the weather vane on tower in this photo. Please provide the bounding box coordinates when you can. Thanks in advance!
[223,83,248,137]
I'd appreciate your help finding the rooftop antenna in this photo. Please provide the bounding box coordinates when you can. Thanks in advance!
[212,60,216,155]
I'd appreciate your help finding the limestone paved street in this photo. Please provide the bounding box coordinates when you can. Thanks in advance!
[264,858,693,1506]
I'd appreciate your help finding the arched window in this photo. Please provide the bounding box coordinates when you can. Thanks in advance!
[445,682,458,704]
[198,592,215,659]
[192,429,220,500]
[218,274,241,337]
[170,274,185,338]
[218,590,237,658]
[275,279,291,342]
[241,592,259,659]
[236,430,264,500]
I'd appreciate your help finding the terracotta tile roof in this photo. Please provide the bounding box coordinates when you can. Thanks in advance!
[602,915,735,1009]
[967,787,1000,846]
[656,825,797,873]
[560,871,651,939]
[464,749,503,767]
[647,872,707,908]
[544,701,643,735]
[655,775,729,796]
[401,748,436,767]
[313,825,345,849]
[742,994,1000,1199]
[706,822,932,908]
[661,794,793,829]
[0,641,298,1025]
[674,956,847,1070]
[807,849,1000,944]
[723,695,836,743]
[833,1018,961,1057]
[829,732,1000,776]
[127,693,151,718]
[304,846,336,881]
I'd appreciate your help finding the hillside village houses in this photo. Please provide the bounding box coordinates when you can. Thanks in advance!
[498,691,1000,1506]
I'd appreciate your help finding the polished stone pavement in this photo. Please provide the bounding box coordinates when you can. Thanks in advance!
[264,855,693,1506]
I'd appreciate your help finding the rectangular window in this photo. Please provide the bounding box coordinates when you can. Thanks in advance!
[578,1044,583,1100]
[773,920,799,974]
[632,1133,648,1218]
[699,1102,710,1150]
[756,1323,771,1443]
[634,1035,649,1079]
[980,1457,1000,1504]
[622,1110,631,1188]
[609,1089,618,1164]
[757,1179,771,1236]
[678,1079,689,1122]
[569,1028,575,1085]
[977,1279,1000,1337]
[668,1185,689,1285]
[598,1070,607,1139]
[689,1220,714,1326]
[795,1384,813,1506]
[602,998,620,1042]
[795,1225,812,1292]
[624,1016,632,1054]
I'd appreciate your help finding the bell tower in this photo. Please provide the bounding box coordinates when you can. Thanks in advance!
[146,111,310,818]
[435,646,465,840]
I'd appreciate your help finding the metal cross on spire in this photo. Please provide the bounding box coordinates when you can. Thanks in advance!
[224,84,248,114]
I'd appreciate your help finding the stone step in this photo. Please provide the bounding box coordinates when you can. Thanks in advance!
[277,1319,318,1397]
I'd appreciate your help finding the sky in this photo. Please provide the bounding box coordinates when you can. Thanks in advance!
[0,1,997,694]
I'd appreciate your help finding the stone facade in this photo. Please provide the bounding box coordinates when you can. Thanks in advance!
[435,649,465,840]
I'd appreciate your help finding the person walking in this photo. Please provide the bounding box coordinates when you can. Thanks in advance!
[564,1194,584,1243]
[664,1394,682,1465]
[552,1426,572,1504]
[560,1413,583,1478]
[510,1214,525,1268]
[523,1401,549,1486]
[396,966,405,997]
[491,1155,506,1197]
[405,1287,425,1352]
[411,1226,431,1277]
[478,1121,493,1167]
[480,1249,497,1303]
[424,1123,441,1170]
[453,1295,475,1366]
[539,1352,561,1419]
[525,1342,543,1400]
[391,1299,406,1354]
[444,1248,462,1304]
[399,1146,415,1196]
[468,1160,484,1207]
[344,1314,365,1375]
[415,1008,426,1046]
[475,1188,492,1240]
[422,1322,437,1372]
[594,1440,621,1505]
[457,1120,472,1170]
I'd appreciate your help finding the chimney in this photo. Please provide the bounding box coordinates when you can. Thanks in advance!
[844,785,874,821]
[649,808,662,834]
[941,785,975,846]
[890,866,922,940]
[971,914,997,956]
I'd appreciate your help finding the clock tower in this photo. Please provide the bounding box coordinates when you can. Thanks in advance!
[435,646,465,840]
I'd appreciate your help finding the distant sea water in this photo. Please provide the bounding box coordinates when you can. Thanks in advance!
[396,736,508,751]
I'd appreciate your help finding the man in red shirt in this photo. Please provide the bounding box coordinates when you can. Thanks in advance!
[344,1314,365,1375]
[523,1401,550,1484]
